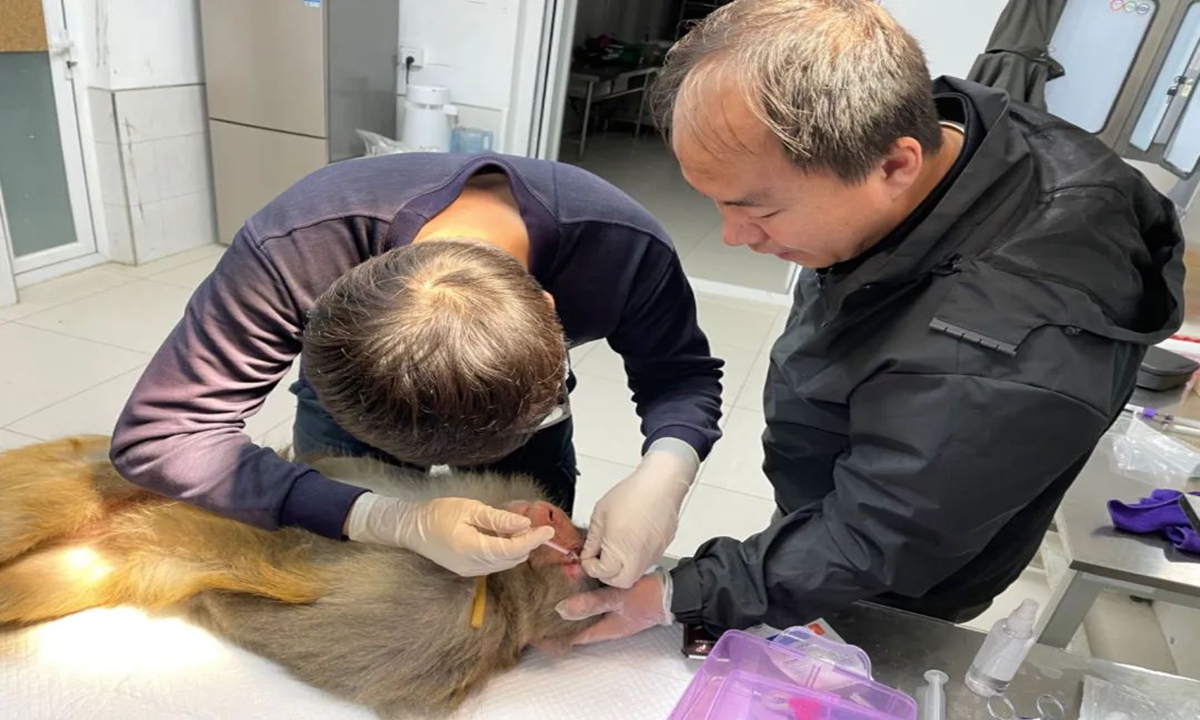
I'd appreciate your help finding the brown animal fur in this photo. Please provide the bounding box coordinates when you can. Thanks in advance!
[0,436,601,718]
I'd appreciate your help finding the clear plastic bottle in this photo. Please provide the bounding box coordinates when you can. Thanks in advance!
[965,598,1039,697]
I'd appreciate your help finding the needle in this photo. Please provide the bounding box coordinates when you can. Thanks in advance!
[543,540,580,562]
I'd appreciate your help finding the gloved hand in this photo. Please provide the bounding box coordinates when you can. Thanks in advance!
[345,492,555,576]
[582,437,700,588]
[555,567,673,646]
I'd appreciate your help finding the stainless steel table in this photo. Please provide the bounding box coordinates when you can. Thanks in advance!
[829,603,1200,718]
[1035,386,1200,649]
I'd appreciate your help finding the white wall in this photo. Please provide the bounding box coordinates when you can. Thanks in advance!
[79,0,216,264]
[879,0,1009,80]
[396,0,544,155]
[84,0,205,91]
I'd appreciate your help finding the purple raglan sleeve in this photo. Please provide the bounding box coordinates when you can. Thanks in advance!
[108,231,367,539]
[606,242,724,460]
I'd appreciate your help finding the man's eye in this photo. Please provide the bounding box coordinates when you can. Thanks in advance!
[756,210,781,220]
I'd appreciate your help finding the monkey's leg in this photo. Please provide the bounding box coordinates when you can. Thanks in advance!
[0,535,325,625]
[0,542,127,623]
[0,436,144,563]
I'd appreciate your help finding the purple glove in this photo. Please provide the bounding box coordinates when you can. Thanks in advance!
[1108,489,1200,556]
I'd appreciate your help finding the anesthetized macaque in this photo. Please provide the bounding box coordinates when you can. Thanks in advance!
[0,435,602,718]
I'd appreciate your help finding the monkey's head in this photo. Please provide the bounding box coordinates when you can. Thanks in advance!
[490,499,604,655]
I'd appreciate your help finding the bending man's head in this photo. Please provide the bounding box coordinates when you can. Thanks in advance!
[304,240,566,467]
[654,0,945,268]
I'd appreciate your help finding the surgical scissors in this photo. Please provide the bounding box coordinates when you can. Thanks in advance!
[986,693,1066,720]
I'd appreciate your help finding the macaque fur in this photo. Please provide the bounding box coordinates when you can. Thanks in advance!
[0,436,601,718]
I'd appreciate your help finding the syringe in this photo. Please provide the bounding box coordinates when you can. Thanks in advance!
[1125,404,1200,437]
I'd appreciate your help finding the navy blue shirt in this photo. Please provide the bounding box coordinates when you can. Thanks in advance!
[110,152,724,538]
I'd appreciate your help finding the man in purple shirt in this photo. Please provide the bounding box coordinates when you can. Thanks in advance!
[110,152,723,581]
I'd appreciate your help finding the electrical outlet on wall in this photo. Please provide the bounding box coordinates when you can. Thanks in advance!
[400,47,425,68]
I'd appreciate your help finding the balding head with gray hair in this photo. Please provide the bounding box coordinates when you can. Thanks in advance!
[654,0,942,183]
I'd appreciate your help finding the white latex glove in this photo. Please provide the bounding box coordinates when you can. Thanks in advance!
[582,438,700,588]
[345,493,555,576]
[556,567,674,646]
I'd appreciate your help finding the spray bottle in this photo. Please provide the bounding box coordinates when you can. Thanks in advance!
[965,598,1039,697]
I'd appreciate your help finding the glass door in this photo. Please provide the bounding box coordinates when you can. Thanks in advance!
[1113,0,1200,178]
[0,0,96,277]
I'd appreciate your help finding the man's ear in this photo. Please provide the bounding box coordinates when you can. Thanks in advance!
[543,291,556,310]
[878,136,924,199]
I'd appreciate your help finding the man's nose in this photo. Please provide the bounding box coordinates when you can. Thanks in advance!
[722,221,748,247]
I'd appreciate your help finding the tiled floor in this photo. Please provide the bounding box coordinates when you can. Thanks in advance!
[563,132,797,295]
[0,242,1183,674]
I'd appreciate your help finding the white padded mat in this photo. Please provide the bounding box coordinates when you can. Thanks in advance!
[0,607,696,719]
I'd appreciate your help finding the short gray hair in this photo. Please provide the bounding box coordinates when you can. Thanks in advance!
[654,0,943,182]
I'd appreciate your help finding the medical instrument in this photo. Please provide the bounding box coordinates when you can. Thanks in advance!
[1126,404,1200,434]
[920,669,948,720]
[543,540,580,562]
[986,693,1065,720]
[966,598,1039,696]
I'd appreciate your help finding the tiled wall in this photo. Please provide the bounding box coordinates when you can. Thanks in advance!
[90,85,217,264]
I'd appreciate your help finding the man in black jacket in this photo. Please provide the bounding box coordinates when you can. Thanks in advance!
[557,0,1186,641]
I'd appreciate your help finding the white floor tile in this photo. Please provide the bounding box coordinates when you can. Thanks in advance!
[1085,592,1177,674]
[18,281,195,354]
[573,341,757,410]
[572,342,625,382]
[256,417,298,452]
[698,407,775,502]
[573,454,635,526]
[569,341,599,369]
[570,375,644,467]
[6,365,147,440]
[0,429,41,452]
[105,243,225,278]
[763,309,789,356]
[668,484,776,560]
[244,365,302,441]
[682,230,794,295]
[0,266,129,322]
[148,253,222,290]
[695,295,780,352]
[735,351,771,411]
[0,324,147,426]
[713,344,761,407]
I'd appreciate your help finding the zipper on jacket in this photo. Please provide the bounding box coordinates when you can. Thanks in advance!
[932,254,963,276]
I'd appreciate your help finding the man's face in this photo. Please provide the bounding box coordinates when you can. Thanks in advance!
[672,88,905,269]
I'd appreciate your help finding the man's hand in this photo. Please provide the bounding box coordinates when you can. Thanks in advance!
[556,567,673,645]
[345,493,555,576]
[581,438,700,588]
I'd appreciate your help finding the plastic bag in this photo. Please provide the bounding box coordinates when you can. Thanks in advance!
[1080,674,1194,720]
[355,129,415,156]
[1110,416,1200,489]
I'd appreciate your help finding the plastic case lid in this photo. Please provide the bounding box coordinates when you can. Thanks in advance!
[669,629,917,720]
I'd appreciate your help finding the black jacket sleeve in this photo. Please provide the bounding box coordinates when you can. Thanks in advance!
[669,370,1113,630]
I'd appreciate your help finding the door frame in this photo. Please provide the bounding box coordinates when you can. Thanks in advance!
[2,0,104,281]
[528,0,578,160]
[0,191,16,307]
